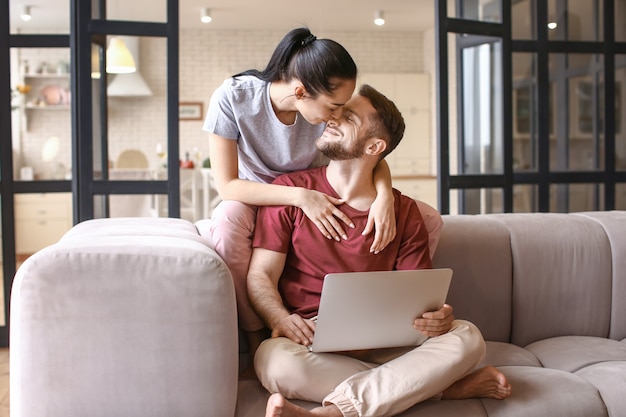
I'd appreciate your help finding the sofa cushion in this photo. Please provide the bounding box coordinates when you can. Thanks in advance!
[495,213,612,347]
[525,336,626,372]
[237,365,607,417]
[576,211,626,341]
[481,366,607,417]
[433,215,513,343]
[479,341,542,368]
[574,361,626,417]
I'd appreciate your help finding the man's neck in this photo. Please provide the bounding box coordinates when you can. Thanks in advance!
[325,161,378,211]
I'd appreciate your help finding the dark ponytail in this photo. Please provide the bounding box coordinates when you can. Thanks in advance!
[234,27,357,98]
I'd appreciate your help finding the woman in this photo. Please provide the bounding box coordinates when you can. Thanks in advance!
[202,27,397,358]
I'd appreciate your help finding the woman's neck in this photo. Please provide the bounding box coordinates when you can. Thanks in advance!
[269,81,298,125]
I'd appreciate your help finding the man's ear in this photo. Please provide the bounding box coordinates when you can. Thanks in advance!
[365,138,387,157]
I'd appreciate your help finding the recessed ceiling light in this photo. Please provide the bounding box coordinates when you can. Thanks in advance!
[548,22,557,30]
[201,8,212,24]
[21,5,32,21]
[374,10,385,26]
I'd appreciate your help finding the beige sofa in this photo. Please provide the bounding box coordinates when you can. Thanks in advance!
[10,211,626,417]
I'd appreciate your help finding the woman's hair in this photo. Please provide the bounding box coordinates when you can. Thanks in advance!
[234,27,357,98]
[358,84,405,160]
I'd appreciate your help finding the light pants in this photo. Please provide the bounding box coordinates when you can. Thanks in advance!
[197,199,445,332]
[196,200,264,331]
[254,320,486,417]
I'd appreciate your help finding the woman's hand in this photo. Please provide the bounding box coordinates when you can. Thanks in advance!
[363,191,396,254]
[299,188,355,241]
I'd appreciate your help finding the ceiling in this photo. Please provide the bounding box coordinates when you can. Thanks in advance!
[10,0,435,33]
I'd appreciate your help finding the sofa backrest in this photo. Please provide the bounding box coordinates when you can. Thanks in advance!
[432,215,513,343]
[575,211,626,341]
[495,213,612,346]
[433,212,625,347]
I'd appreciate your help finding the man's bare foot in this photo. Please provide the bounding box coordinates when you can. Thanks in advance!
[265,393,342,417]
[442,365,512,400]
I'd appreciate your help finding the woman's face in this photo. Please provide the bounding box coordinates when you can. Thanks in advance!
[296,78,357,125]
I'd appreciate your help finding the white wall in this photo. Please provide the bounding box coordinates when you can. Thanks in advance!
[13,29,432,180]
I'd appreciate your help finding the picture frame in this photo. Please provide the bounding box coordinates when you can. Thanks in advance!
[179,102,203,121]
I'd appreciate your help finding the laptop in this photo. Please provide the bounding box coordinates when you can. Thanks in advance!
[308,268,453,353]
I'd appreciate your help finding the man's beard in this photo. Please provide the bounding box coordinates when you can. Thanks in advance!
[317,137,365,161]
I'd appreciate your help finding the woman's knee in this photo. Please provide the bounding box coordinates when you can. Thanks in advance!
[211,201,257,231]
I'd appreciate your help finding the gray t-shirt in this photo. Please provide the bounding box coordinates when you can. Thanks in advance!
[203,75,328,184]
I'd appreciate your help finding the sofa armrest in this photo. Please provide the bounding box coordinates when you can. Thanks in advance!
[11,218,238,417]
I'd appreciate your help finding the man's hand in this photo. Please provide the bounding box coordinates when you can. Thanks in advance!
[413,304,454,337]
[271,314,316,346]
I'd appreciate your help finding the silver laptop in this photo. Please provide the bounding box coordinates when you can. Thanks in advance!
[308,268,453,353]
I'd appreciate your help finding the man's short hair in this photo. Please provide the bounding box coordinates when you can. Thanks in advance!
[358,84,405,159]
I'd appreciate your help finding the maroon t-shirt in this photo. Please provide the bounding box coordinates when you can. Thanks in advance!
[252,166,432,318]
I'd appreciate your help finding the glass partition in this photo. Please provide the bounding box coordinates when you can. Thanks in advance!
[459,187,504,214]
[106,0,166,23]
[455,0,502,23]
[548,0,603,41]
[459,36,504,176]
[9,0,70,34]
[617,55,626,171]
[549,53,605,172]
[512,0,535,40]
[105,36,168,180]
[11,48,72,181]
[550,183,604,211]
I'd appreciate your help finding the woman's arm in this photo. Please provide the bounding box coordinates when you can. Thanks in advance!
[209,133,354,241]
[363,158,397,254]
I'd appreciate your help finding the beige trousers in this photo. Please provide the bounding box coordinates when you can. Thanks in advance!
[254,319,486,417]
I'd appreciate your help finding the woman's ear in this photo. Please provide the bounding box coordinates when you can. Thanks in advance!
[294,84,306,99]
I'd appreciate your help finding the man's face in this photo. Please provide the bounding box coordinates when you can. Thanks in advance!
[315,95,375,160]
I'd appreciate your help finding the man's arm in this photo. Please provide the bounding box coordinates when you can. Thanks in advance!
[247,248,316,346]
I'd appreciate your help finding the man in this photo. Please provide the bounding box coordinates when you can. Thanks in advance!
[247,84,511,417]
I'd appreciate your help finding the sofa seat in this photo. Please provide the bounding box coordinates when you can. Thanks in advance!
[236,363,610,417]
[525,336,626,372]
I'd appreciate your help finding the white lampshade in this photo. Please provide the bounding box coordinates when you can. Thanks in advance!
[106,37,136,74]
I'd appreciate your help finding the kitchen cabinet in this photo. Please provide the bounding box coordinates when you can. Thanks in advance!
[15,193,72,255]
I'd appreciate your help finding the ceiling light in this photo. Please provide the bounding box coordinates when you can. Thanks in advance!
[547,22,558,30]
[374,10,385,26]
[106,37,136,74]
[21,5,32,21]
[201,8,212,23]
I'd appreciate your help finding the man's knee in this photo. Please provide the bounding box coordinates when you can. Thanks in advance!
[255,338,311,394]
[450,319,486,364]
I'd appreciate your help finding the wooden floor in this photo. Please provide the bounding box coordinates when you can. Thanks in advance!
[0,348,8,417]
